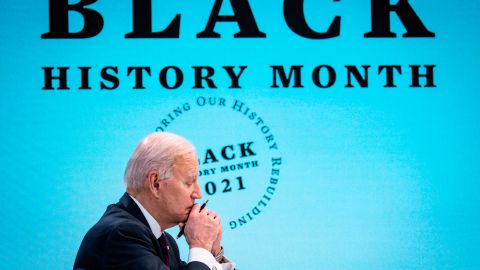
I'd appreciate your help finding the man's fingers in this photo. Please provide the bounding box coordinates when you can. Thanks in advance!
[194,206,221,223]
[191,203,201,213]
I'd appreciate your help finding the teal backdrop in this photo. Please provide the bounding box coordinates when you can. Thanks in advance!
[1,1,479,269]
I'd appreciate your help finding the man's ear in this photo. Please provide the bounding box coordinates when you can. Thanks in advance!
[147,170,161,198]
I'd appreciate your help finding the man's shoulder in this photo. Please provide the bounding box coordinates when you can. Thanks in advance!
[74,204,158,269]
[89,203,151,238]
[77,203,151,255]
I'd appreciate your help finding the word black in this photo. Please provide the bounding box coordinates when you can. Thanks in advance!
[42,0,435,39]
[200,142,256,165]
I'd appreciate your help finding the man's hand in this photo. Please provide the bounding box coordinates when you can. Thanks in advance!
[182,204,220,251]
[211,222,223,256]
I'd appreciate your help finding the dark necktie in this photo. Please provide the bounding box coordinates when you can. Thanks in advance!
[158,234,171,267]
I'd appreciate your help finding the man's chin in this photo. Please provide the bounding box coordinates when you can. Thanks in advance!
[179,206,193,222]
[182,211,190,222]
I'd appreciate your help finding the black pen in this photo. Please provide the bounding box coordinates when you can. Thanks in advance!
[176,199,209,239]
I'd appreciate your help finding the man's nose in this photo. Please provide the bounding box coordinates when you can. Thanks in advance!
[192,182,202,199]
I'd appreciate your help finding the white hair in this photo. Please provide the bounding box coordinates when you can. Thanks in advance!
[123,132,196,193]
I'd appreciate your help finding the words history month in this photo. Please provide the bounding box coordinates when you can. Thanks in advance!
[40,0,437,91]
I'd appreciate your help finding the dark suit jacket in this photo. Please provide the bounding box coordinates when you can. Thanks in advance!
[73,193,210,270]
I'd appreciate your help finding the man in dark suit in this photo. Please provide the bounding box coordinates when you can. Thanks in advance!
[74,132,234,270]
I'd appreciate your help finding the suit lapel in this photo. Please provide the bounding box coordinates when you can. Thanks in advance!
[117,192,150,228]
[117,193,173,265]
[117,193,179,268]
[165,232,182,270]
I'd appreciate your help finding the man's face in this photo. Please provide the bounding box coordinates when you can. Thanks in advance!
[158,152,202,226]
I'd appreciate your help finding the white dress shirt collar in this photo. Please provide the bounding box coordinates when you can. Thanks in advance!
[129,194,162,239]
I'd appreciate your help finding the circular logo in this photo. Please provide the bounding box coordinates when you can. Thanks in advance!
[155,96,282,230]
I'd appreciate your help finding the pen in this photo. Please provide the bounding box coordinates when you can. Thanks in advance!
[176,199,209,239]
